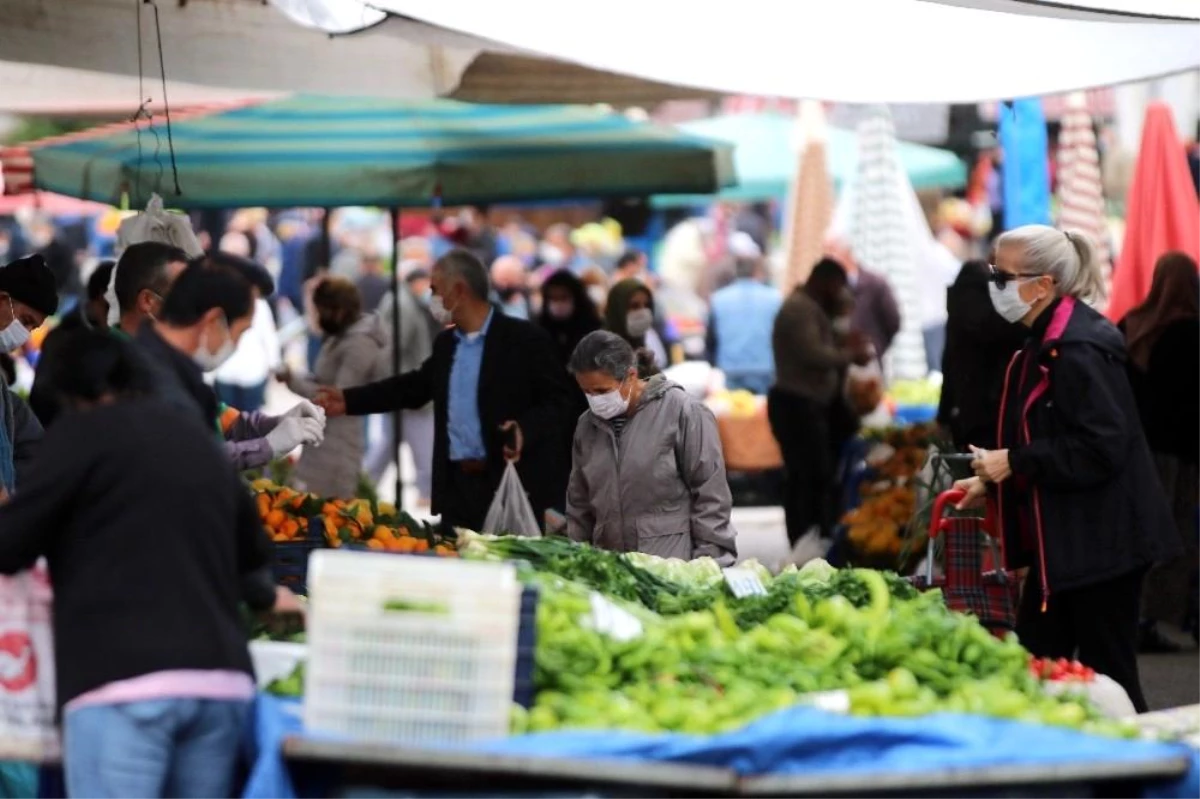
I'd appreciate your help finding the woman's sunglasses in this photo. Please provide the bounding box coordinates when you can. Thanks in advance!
[988,265,1047,290]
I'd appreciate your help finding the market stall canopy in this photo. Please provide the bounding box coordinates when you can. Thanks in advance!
[924,0,1200,21]
[651,114,967,208]
[7,95,735,210]
[349,0,1200,102]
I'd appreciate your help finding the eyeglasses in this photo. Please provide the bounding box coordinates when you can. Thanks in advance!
[988,265,1047,291]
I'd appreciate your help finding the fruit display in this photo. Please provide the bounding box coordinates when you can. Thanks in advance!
[502,544,1131,739]
[886,378,941,408]
[706,389,761,419]
[315,497,458,555]
[251,480,323,542]
[842,485,915,558]
[1030,657,1097,683]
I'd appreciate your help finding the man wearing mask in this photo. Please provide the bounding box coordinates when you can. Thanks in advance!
[0,255,58,493]
[490,255,531,320]
[316,249,574,531]
[769,258,873,545]
[136,261,324,467]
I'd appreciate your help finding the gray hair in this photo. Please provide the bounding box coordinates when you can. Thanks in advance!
[435,249,491,300]
[996,225,1106,303]
[568,330,636,379]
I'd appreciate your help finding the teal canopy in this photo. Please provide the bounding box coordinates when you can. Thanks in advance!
[651,113,966,208]
[28,95,736,210]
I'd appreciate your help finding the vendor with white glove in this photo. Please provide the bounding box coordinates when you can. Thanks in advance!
[132,262,326,469]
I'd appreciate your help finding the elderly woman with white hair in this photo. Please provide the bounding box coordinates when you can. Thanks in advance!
[566,330,737,565]
[953,224,1179,712]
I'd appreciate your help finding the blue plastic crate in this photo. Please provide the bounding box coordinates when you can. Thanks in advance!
[893,404,938,425]
[513,586,538,709]
[269,517,324,597]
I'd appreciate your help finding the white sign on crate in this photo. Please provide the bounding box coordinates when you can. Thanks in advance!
[588,593,643,641]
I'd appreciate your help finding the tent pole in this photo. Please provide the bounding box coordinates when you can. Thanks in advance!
[390,207,404,512]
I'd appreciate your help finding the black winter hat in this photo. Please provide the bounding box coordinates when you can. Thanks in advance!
[0,255,59,316]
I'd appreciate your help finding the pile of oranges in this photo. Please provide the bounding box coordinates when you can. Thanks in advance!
[318,498,457,556]
[255,485,321,543]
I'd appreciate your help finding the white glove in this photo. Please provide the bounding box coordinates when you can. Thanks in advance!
[265,417,324,456]
[284,399,326,423]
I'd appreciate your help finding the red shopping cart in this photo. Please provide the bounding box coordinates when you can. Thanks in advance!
[910,489,1021,636]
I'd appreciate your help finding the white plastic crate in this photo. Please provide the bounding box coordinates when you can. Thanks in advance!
[304,550,522,745]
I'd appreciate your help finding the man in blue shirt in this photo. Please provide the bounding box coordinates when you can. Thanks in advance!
[317,250,574,531]
[707,247,782,395]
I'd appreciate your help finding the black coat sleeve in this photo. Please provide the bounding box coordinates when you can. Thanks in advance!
[344,347,438,417]
[515,328,575,454]
[1009,345,1132,489]
[0,418,89,574]
[232,470,275,610]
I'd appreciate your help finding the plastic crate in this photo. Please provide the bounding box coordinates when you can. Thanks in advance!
[304,550,523,746]
[270,517,324,596]
[893,404,938,425]
[249,641,307,688]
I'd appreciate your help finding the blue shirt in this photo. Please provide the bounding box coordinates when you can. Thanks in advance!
[447,309,494,461]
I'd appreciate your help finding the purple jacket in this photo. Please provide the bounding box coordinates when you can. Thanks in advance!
[223,409,280,471]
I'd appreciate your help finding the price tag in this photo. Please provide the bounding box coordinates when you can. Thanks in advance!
[588,592,643,641]
[723,567,767,598]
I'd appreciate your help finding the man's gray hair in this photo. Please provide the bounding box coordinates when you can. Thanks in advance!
[435,249,491,300]
[568,330,636,379]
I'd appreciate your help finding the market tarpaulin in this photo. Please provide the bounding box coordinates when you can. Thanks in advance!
[15,95,736,210]
[829,107,931,382]
[999,98,1053,230]
[1055,92,1112,308]
[1107,102,1200,322]
[651,114,966,208]
[781,102,835,292]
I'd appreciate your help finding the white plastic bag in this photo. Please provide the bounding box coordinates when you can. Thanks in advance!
[482,462,542,537]
[0,561,58,758]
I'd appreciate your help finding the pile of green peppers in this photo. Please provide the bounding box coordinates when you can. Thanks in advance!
[518,570,1134,739]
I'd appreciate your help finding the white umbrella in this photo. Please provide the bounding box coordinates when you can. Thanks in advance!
[830,108,934,382]
[1056,92,1112,307]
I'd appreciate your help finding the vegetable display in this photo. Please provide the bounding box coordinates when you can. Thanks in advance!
[460,534,1130,739]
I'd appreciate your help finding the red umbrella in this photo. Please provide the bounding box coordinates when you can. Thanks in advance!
[1107,102,1200,322]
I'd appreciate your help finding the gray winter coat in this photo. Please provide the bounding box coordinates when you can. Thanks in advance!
[288,313,389,498]
[566,375,737,565]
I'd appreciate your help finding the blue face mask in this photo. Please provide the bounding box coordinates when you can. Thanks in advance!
[501,297,529,320]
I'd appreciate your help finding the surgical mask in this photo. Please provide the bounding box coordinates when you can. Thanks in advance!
[988,281,1032,324]
[194,314,236,371]
[539,243,567,267]
[501,299,529,320]
[626,308,654,338]
[547,299,574,321]
[428,293,455,325]
[832,316,852,335]
[587,380,631,420]
[0,300,29,352]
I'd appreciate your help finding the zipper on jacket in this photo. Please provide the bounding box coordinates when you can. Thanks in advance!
[1022,415,1051,613]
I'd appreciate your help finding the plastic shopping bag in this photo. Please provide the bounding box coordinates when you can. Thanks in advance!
[482,462,542,537]
[0,561,58,760]
[106,193,205,326]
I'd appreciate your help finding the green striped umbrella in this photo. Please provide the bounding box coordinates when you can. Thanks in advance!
[25,95,735,209]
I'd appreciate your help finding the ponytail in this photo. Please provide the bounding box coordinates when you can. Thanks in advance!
[1062,230,1107,304]
[634,347,660,379]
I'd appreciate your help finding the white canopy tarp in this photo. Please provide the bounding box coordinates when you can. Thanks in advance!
[365,0,1200,102]
[924,0,1200,21]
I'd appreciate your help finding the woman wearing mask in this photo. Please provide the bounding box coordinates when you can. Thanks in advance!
[1119,252,1200,648]
[605,279,670,376]
[954,225,1179,712]
[566,330,737,564]
[283,277,388,499]
[536,270,602,369]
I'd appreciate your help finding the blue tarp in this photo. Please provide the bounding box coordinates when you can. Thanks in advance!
[246,695,1198,799]
[998,98,1053,230]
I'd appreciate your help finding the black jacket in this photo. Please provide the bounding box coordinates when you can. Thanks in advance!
[1121,317,1199,465]
[344,310,575,521]
[135,322,221,432]
[999,299,1180,596]
[0,399,271,711]
[29,307,100,428]
[938,266,1026,450]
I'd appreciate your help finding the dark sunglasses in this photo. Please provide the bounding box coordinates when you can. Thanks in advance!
[988,264,1047,290]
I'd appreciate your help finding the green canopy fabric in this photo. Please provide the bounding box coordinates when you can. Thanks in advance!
[651,113,966,208]
[27,95,735,210]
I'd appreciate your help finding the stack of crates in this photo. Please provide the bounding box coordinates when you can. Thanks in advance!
[304,550,524,745]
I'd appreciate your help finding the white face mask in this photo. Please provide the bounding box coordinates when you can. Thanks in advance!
[539,243,567,267]
[587,378,631,420]
[0,300,30,352]
[194,314,236,372]
[988,280,1033,324]
[428,293,457,325]
[626,308,654,338]
[547,299,574,321]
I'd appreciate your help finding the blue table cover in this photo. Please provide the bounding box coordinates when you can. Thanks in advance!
[246,695,1198,799]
